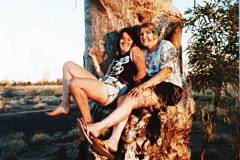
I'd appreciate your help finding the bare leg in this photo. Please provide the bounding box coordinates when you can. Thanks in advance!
[103,96,129,152]
[70,85,92,123]
[87,88,159,138]
[46,61,97,117]
[69,78,119,123]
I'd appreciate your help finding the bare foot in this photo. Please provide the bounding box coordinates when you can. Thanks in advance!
[102,139,118,152]
[45,106,69,117]
[87,123,108,138]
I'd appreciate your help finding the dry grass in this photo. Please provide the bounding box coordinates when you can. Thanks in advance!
[0,85,237,159]
[0,85,62,113]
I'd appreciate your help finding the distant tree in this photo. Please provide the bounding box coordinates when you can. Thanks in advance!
[55,78,62,85]
[184,1,239,159]
[12,81,17,86]
[185,0,239,108]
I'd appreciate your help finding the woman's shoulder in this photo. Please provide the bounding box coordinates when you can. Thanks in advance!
[130,45,143,56]
[160,40,175,49]
[129,45,144,61]
[130,45,142,53]
[159,40,177,56]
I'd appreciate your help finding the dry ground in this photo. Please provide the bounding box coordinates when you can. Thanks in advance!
[0,85,237,160]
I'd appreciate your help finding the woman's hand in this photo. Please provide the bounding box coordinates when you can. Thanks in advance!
[128,85,145,98]
[88,47,104,78]
[88,48,98,62]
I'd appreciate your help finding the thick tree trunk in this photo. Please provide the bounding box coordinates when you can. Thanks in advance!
[84,0,183,73]
[83,0,195,159]
[121,92,195,160]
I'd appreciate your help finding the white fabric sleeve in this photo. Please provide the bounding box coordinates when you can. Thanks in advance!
[160,40,178,73]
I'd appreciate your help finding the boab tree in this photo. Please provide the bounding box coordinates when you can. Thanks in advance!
[82,0,195,159]
[84,0,183,72]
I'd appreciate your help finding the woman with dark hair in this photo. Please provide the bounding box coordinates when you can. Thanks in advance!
[46,27,146,124]
[78,22,183,159]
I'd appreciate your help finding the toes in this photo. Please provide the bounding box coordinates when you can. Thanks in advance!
[45,106,69,116]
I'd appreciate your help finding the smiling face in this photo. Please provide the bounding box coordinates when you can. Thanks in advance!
[139,26,159,50]
[119,32,134,54]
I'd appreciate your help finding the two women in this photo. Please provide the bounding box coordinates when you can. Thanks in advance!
[46,27,146,123]
[78,22,183,158]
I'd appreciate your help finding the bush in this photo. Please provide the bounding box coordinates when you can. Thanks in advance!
[1,88,19,98]
[31,133,52,145]
[37,89,55,96]
[0,132,27,159]
[65,127,79,139]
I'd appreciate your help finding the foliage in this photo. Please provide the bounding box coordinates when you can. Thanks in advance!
[184,0,239,106]
[184,1,238,159]
[31,133,52,144]
[0,79,63,87]
[0,132,27,159]
[1,88,19,98]
[65,127,80,139]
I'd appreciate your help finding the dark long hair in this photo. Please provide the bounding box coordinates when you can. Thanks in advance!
[116,27,137,55]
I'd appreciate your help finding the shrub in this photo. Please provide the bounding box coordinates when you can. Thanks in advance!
[1,88,19,98]
[37,89,55,96]
[31,133,52,144]
[65,127,79,139]
[0,132,27,159]
[31,133,52,145]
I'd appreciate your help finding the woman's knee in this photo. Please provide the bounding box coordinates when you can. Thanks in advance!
[69,78,79,94]
[63,61,76,72]
[117,95,126,106]
[122,95,139,109]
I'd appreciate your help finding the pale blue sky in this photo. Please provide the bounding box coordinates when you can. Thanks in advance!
[0,0,199,82]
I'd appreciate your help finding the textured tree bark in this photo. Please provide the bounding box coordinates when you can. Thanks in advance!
[84,0,183,73]
[83,0,195,159]
[120,91,195,160]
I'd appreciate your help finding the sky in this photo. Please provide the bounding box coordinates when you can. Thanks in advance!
[0,0,199,82]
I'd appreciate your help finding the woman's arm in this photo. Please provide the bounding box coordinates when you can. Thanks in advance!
[128,67,172,97]
[89,48,104,78]
[104,60,115,76]
[130,46,147,83]
[129,41,177,97]
[140,67,172,89]
[140,40,178,89]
